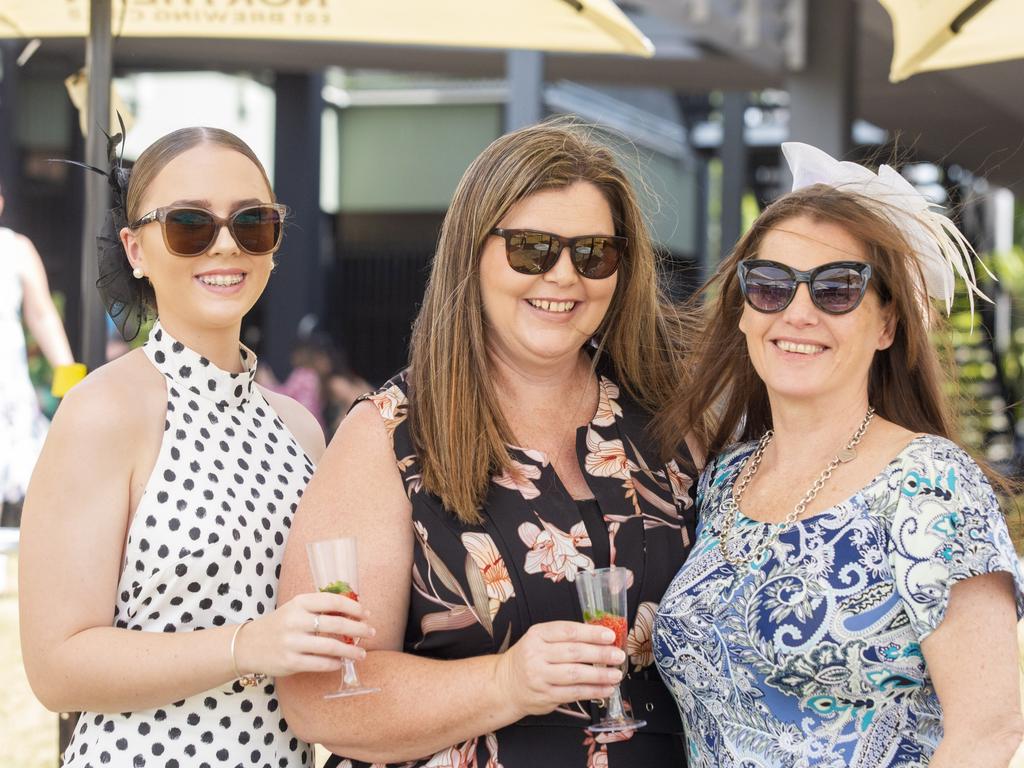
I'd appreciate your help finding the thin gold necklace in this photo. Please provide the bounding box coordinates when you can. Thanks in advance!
[719,407,876,568]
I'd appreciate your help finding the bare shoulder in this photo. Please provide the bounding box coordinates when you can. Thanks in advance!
[873,418,922,457]
[328,399,393,460]
[34,348,166,502]
[12,231,36,252]
[310,398,404,500]
[258,386,327,462]
[9,231,41,268]
[52,348,165,439]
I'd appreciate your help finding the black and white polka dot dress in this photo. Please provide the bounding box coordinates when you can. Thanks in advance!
[63,321,314,768]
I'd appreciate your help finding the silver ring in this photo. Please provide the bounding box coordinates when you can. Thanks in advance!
[313,614,321,634]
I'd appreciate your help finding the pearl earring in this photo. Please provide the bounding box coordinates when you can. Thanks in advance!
[132,267,144,279]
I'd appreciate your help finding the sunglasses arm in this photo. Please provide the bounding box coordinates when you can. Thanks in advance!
[130,211,159,230]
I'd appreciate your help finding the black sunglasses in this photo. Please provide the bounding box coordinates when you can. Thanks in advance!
[490,228,625,280]
[130,204,287,257]
[737,259,873,315]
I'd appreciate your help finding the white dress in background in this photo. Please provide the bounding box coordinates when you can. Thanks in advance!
[0,227,48,504]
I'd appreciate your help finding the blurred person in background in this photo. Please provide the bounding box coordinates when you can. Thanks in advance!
[0,180,76,527]
[258,323,371,436]
[277,119,700,768]
[18,127,373,767]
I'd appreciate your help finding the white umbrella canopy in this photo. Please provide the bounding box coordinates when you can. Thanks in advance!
[0,0,653,57]
[880,0,1024,82]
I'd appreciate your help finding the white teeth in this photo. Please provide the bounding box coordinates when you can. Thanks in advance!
[527,299,576,313]
[198,274,244,287]
[776,340,825,355]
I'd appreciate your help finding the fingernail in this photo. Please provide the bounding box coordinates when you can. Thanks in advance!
[612,650,625,664]
[360,648,367,659]
[370,627,377,636]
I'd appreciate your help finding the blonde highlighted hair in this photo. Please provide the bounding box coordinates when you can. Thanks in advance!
[408,118,694,523]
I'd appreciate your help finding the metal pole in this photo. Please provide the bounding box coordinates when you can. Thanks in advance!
[59,0,112,759]
[720,92,748,262]
[504,50,544,132]
[80,0,111,372]
[785,0,855,160]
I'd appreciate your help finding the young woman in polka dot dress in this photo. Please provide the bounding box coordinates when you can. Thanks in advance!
[19,127,373,767]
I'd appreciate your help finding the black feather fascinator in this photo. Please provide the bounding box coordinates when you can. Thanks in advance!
[63,114,153,342]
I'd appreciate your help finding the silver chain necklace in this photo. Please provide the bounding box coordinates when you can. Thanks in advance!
[719,407,876,568]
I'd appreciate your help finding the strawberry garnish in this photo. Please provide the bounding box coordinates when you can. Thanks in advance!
[584,610,628,648]
[320,580,359,601]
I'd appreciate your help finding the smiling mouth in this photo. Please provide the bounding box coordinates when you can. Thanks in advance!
[527,299,576,313]
[196,274,246,287]
[774,339,826,355]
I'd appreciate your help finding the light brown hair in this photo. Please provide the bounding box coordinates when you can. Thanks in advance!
[408,118,693,523]
[654,184,960,461]
[125,127,273,222]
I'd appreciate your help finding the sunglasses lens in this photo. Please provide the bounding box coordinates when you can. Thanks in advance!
[743,264,795,312]
[164,209,217,256]
[232,206,283,254]
[505,231,556,275]
[812,266,867,313]
[573,237,622,279]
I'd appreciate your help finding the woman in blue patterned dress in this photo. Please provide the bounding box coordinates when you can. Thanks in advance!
[652,142,1024,768]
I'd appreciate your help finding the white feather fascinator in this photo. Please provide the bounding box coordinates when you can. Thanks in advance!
[781,142,991,318]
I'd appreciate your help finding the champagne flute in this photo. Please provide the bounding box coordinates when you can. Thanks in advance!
[306,537,380,699]
[575,567,646,733]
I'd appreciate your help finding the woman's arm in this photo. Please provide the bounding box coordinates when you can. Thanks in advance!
[277,402,624,764]
[19,360,370,713]
[924,572,1024,767]
[16,234,73,368]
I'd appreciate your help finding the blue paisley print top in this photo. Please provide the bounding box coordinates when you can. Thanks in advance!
[653,434,1024,768]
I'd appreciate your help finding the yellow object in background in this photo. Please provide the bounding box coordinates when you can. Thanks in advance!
[880,0,1024,82]
[51,363,86,398]
[1,0,654,57]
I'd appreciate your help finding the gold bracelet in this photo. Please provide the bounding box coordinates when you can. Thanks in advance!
[230,619,267,688]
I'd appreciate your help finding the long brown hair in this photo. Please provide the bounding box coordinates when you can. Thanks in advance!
[408,118,692,523]
[655,185,959,460]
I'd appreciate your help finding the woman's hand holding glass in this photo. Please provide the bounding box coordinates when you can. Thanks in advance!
[232,591,375,679]
[494,621,625,717]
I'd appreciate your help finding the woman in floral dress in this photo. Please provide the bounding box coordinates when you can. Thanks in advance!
[277,120,699,767]
[652,142,1024,767]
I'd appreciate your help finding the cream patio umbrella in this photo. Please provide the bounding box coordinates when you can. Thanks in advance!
[0,0,653,370]
[1,0,653,60]
[879,0,1024,82]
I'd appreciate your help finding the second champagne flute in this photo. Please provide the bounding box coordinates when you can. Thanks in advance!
[575,566,646,733]
[306,537,380,699]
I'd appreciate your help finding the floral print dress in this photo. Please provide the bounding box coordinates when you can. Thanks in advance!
[653,434,1024,768]
[327,363,697,768]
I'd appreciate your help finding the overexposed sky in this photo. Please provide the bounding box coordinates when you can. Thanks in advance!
[115,72,276,183]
